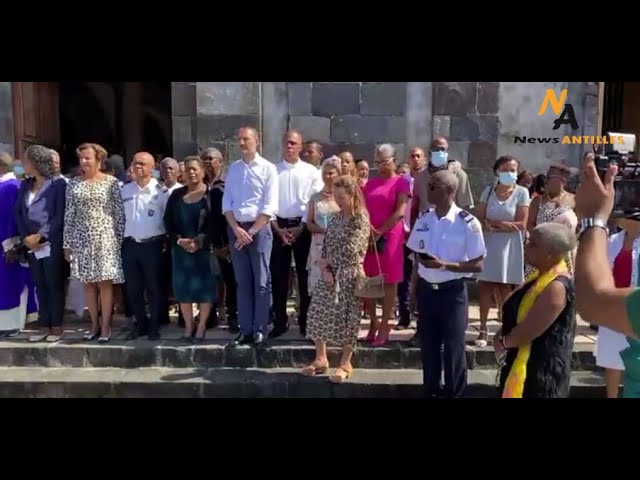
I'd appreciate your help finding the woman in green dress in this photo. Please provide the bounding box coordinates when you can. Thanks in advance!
[164,156,219,342]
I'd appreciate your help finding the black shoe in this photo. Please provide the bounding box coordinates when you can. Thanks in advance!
[230,333,254,346]
[228,320,240,334]
[254,332,267,348]
[408,333,420,348]
[268,326,288,339]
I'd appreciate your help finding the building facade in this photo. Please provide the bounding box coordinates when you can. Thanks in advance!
[0,81,602,198]
[171,81,600,196]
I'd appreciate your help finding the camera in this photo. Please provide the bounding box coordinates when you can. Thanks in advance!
[595,132,640,217]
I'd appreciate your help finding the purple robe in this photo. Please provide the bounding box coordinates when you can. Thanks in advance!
[0,175,29,312]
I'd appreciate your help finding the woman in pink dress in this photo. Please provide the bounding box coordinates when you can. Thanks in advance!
[363,144,411,346]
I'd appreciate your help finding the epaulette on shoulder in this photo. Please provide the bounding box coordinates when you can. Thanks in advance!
[458,210,474,223]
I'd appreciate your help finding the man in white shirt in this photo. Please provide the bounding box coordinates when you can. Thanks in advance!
[222,127,279,347]
[160,157,183,196]
[120,151,169,340]
[270,130,323,338]
[407,170,486,398]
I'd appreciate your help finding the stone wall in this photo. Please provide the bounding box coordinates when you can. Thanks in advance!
[0,83,14,155]
[173,82,600,205]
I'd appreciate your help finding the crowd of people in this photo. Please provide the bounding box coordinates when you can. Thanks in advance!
[0,126,636,397]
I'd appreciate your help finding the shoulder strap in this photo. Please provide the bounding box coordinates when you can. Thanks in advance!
[458,210,474,223]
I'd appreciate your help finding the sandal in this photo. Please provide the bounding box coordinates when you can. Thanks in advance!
[329,366,353,384]
[301,360,329,376]
[475,330,488,348]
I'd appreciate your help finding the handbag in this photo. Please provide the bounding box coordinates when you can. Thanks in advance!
[355,230,385,299]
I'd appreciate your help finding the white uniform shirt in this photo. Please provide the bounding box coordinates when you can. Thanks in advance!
[222,154,278,222]
[276,159,323,219]
[121,178,168,241]
[162,181,183,197]
[406,203,486,283]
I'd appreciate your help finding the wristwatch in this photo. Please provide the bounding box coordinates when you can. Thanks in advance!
[578,217,609,236]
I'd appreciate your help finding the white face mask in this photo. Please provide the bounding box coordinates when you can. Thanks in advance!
[430,151,448,168]
[498,171,518,186]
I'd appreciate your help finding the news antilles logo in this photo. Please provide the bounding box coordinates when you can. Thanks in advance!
[515,88,624,145]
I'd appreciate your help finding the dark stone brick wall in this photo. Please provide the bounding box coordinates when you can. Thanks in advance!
[288,82,409,161]
[0,83,14,156]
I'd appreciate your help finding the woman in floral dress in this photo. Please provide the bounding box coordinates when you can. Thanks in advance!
[63,143,125,343]
[302,175,370,383]
[305,156,341,294]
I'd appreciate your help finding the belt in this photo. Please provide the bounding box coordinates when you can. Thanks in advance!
[277,216,303,227]
[420,278,465,291]
[125,235,166,244]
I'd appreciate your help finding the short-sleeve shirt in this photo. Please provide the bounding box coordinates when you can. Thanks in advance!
[406,203,486,284]
[479,184,530,221]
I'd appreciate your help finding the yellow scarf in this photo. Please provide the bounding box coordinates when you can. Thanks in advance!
[501,259,567,398]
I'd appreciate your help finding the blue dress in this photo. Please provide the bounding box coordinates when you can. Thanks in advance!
[171,197,218,304]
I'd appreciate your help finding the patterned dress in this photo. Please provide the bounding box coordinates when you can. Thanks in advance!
[63,175,125,284]
[525,198,575,277]
[306,211,370,347]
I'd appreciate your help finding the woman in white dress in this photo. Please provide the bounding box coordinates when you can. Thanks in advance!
[594,217,640,398]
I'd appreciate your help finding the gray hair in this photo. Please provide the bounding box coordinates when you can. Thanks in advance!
[160,157,179,169]
[0,152,13,172]
[376,143,396,158]
[431,169,459,193]
[25,145,54,178]
[532,223,577,256]
[201,147,223,160]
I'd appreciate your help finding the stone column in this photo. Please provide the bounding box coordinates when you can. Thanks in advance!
[122,82,143,163]
[0,82,14,155]
[261,82,288,162]
[406,82,433,151]
[171,82,197,161]
[195,82,260,164]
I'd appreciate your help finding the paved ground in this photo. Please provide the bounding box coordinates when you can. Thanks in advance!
[13,303,597,349]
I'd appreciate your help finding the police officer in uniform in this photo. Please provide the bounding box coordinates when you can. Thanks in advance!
[407,170,486,398]
[120,152,169,340]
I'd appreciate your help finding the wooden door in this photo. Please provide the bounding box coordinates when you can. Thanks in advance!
[11,82,60,159]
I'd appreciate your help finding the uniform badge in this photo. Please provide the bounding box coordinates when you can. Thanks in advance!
[148,209,155,217]
[419,239,425,249]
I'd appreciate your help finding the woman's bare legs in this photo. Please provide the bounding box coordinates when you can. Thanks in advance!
[180,303,195,337]
[329,345,354,383]
[365,299,378,341]
[83,282,100,337]
[477,281,494,346]
[605,368,622,398]
[373,283,397,345]
[97,281,114,339]
[195,302,212,338]
[301,339,329,375]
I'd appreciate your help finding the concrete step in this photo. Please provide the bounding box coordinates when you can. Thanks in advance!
[0,341,598,371]
[0,367,607,398]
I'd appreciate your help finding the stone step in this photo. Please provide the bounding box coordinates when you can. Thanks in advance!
[0,341,597,371]
[0,367,607,398]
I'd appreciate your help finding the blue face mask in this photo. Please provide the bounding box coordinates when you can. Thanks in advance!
[13,166,25,177]
[430,151,448,168]
[498,171,518,186]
